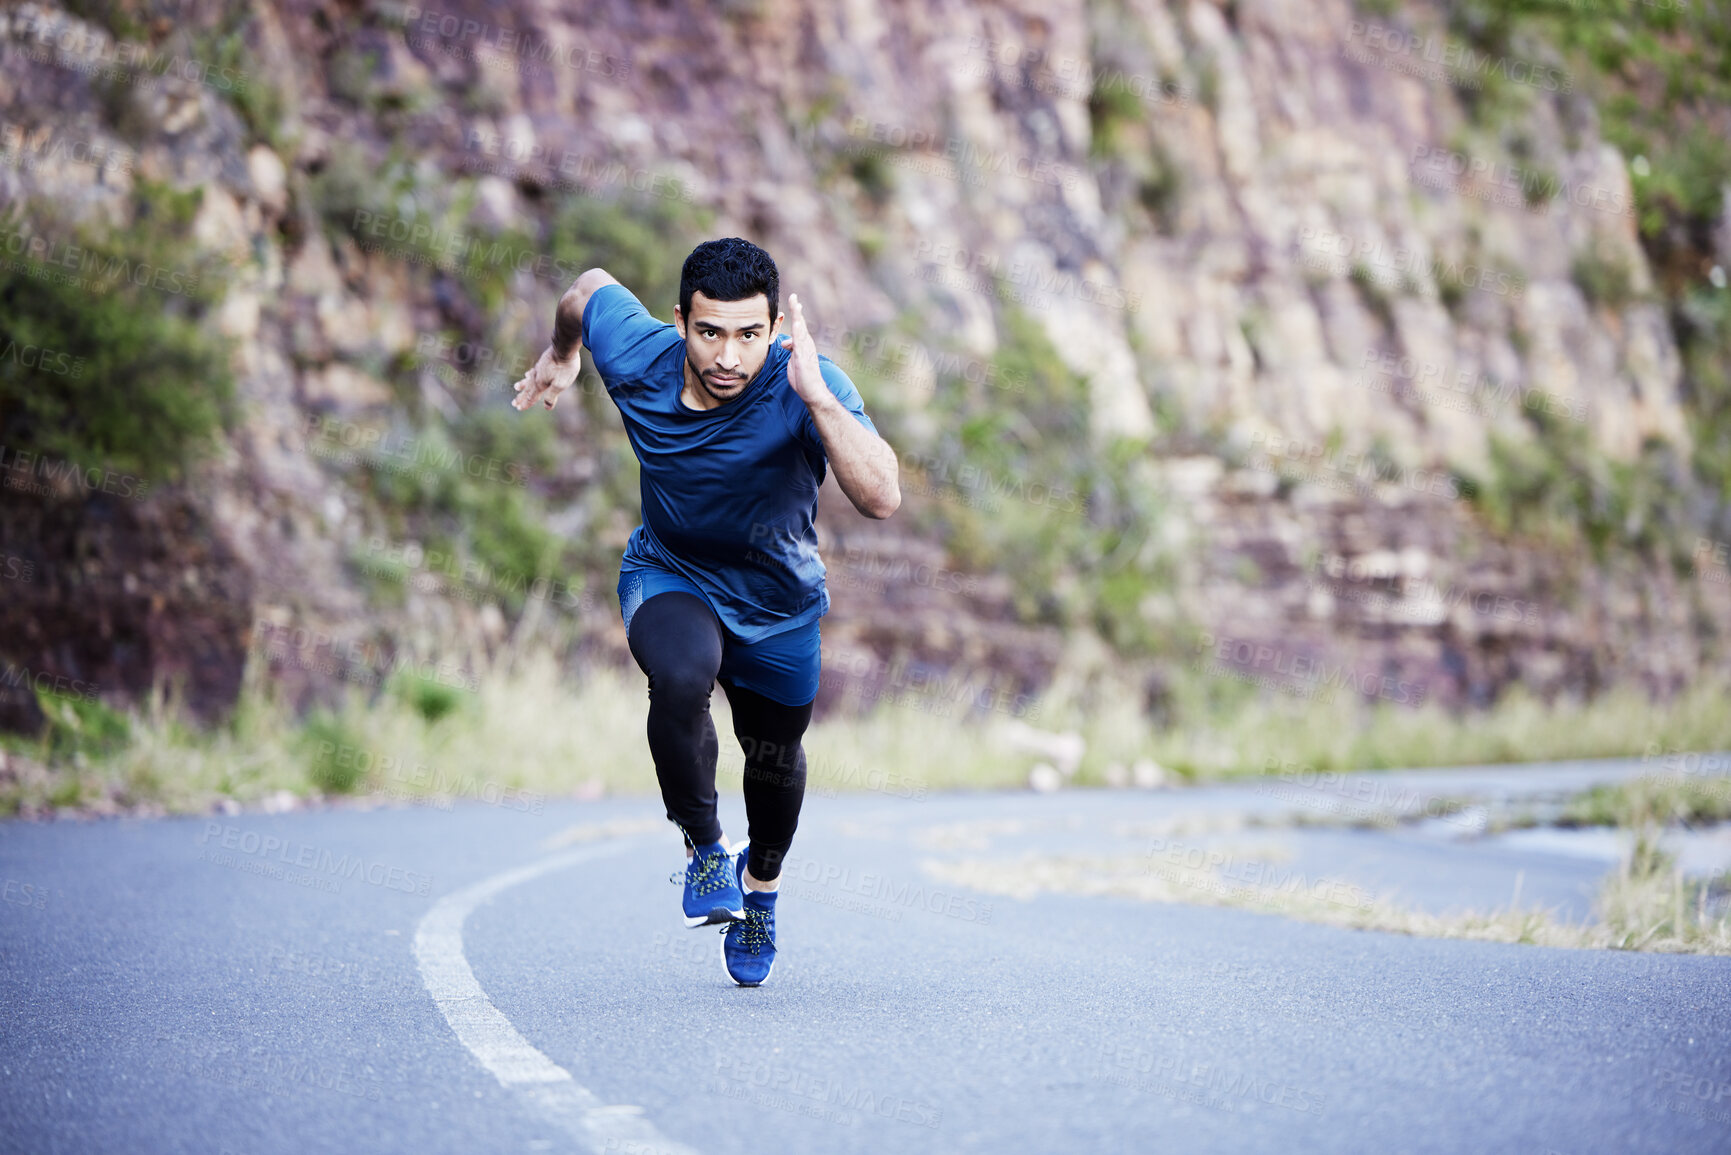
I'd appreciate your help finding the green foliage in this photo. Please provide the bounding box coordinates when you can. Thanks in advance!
[916,307,1169,650]
[1460,408,1692,558]
[847,151,893,205]
[1676,286,1731,508]
[36,691,131,761]
[0,185,233,484]
[1435,1,1731,537]
[1088,76,1146,159]
[299,712,367,794]
[1452,0,1731,245]
[1571,244,1638,309]
[391,672,464,725]
[546,191,710,319]
[349,414,568,613]
[58,0,152,41]
[328,45,384,108]
[1562,774,1731,830]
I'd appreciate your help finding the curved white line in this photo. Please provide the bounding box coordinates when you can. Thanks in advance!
[414,840,700,1155]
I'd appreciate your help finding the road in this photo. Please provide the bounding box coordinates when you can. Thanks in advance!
[2,759,1729,1154]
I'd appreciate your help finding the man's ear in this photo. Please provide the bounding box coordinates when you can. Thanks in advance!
[772,311,785,340]
[672,305,685,338]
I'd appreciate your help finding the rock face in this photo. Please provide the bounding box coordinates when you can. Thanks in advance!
[0,0,1724,724]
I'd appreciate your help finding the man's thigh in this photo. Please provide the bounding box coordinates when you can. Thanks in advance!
[718,619,821,708]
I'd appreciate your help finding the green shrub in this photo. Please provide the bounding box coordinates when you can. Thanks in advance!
[299,712,367,794]
[547,191,710,317]
[36,691,131,761]
[392,672,464,725]
[1572,246,1637,309]
[0,185,233,484]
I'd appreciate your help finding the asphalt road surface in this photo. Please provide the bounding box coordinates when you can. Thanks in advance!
[3,762,1729,1154]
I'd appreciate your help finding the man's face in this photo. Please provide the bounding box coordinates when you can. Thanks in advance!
[674,291,782,406]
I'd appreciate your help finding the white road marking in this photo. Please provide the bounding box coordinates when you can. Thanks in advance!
[414,839,700,1155]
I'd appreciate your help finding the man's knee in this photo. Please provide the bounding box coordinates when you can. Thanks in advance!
[649,664,715,709]
[739,734,803,771]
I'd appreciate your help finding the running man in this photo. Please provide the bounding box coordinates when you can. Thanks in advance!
[511,237,899,985]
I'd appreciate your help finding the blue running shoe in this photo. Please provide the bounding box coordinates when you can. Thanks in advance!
[722,842,776,986]
[679,840,745,928]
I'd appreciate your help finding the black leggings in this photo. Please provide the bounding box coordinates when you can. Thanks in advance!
[625,592,812,881]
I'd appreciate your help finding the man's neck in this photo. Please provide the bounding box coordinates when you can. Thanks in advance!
[680,361,719,411]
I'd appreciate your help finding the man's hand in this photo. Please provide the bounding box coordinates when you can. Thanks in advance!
[512,267,617,412]
[778,292,901,519]
[778,292,827,407]
[512,345,580,412]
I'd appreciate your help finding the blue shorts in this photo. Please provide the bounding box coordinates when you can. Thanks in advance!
[618,567,821,707]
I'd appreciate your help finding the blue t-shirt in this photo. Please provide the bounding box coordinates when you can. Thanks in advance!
[583,283,878,641]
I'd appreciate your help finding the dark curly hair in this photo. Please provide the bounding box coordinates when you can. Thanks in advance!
[679,237,779,325]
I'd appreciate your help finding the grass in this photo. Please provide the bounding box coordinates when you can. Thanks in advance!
[6,637,1731,818]
[925,849,1731,955]
[1059,662,1731,782]
[9,640,1730,956]
[926,762,1731,957]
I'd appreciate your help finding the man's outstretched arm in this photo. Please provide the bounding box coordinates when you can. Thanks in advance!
[781,293,901,520]
[512,267,619,412]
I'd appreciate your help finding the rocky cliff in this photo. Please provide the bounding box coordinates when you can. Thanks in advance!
[1,0,1727,729]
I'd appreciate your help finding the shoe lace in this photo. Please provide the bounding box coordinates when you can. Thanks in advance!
[671,848,731,897]
[731,906,772,953]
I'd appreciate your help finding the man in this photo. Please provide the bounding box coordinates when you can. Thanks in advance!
[511,237,899,986]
